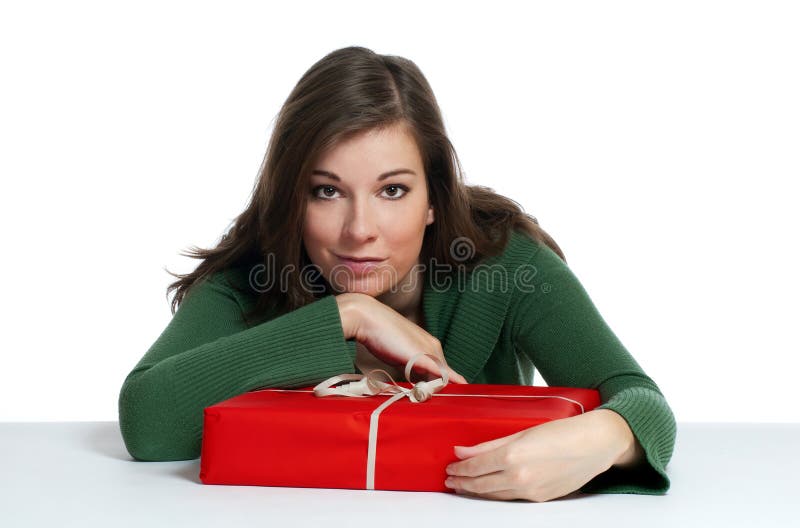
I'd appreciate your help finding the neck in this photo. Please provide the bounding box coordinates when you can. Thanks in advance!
[376,262,425,324]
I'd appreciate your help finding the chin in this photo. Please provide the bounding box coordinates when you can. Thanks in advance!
[347,287,381,297]
[339,279,387,297]
[325,264,398,296]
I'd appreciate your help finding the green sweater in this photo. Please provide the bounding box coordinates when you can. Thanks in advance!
[118,229,676,495]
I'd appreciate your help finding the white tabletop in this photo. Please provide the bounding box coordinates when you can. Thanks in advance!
[0,422,796,527]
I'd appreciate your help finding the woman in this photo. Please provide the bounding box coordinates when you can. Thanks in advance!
[118,46,676,502]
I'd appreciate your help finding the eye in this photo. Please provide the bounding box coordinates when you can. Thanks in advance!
[311,185,341,200]
[382,184,409,200]
[311,184,410,201]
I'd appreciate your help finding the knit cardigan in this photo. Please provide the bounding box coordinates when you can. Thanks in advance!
[118,229,676,495]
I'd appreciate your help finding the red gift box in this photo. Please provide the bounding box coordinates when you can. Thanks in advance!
[199,370,600,492]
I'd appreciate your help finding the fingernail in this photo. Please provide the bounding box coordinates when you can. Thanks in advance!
[444,478,455,488]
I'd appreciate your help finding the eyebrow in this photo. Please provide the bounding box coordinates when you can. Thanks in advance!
[310,168,417,182]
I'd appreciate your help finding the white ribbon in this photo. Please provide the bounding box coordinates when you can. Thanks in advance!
[313,352,449,490]
[313,352,449,402]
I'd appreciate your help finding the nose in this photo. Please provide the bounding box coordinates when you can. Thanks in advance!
[342,196,378,242]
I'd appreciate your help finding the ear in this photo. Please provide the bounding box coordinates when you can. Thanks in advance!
[426,205,435,225]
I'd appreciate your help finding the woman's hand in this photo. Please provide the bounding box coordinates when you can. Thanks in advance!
[444,409,636,502]
[335,292,468,384]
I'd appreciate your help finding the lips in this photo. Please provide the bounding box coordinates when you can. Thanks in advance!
[334,254,387,275]
[336,254,386,262]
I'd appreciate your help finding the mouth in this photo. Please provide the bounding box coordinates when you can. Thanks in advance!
[334,253,387,262]
[333,254,387,275]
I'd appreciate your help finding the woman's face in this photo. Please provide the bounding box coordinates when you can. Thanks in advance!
[302,123,434,297]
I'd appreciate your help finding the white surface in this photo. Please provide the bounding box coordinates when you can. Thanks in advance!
[0,422,796,527]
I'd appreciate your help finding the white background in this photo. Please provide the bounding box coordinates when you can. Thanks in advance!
[1,0,797,422]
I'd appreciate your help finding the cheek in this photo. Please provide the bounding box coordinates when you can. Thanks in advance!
[382,195,428,228]
[302,208,336,254]
[384,223,423,246]
[381,218,427,266]
[384,204,428,240]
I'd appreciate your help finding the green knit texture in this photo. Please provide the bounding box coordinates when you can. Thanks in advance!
[118,230,676,495]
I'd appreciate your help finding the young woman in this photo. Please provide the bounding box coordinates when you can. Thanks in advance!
[118,46,676,502]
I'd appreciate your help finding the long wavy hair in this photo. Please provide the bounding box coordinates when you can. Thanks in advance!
[166,46,566,327]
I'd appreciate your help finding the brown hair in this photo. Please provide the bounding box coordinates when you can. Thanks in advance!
[166,46,566,326]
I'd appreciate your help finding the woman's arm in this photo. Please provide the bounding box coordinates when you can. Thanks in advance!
[593,408,646,469]
[510,242,677,495]
[335,292,468,383]
[118,271,357,462]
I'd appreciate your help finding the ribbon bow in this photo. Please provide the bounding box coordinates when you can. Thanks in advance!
[313,352,450,490]
[313,352,450,403]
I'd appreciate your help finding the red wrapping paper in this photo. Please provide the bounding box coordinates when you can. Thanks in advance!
[199,382,600,492]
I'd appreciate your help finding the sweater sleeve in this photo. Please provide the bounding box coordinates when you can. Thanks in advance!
[118,273,358,462]
[510,243,676,495]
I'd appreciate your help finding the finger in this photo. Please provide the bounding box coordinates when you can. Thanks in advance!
[411,355,444,380]
[447,368,468,384]
[424,369,467,384]
[455,488,520,501]
[412,356,464,383]
[447,445,514,477]
[448,470,516,496]
[453,429,525,459]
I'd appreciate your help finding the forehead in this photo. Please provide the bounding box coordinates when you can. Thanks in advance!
[314,124,424,172]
